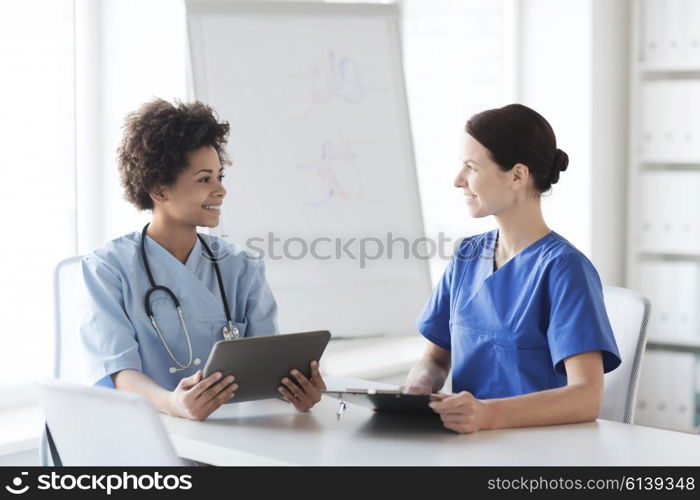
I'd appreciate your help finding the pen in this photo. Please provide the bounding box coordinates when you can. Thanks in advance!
[336,400,347,419]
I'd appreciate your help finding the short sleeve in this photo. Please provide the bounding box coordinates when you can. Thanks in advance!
[81,256,142,385]
[415,257,454,351]
[547,254,621,375]
[242,257,279,337]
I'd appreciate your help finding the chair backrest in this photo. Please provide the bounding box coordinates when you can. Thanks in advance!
[52,256,88,382]
[41,256,88,465]
[600,286,651,424]
[36,379,183,466]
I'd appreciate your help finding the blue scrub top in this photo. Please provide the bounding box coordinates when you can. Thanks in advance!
[81,231,278,391]
[416,229,621,399]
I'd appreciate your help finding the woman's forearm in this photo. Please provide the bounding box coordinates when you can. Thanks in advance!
[112,369,174,415]
[405,343,452,392]
[483,381,603,430]
[405,358,449,392]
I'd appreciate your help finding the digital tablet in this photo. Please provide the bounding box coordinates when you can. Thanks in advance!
[203,330,331,402]
[323,389,436,415]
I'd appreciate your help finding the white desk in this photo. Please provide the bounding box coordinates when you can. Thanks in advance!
[160,378,699,466]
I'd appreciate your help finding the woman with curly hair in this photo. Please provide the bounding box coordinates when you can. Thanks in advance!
[80,99,325,421]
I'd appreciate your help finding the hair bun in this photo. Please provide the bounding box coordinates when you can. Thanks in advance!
[553,148,568,172]
[549,148,569,184]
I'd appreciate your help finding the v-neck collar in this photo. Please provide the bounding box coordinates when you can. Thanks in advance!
[488,229,555,277]
[143,232,202,274]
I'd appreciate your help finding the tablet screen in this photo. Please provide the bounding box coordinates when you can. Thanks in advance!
[203,330,331,402]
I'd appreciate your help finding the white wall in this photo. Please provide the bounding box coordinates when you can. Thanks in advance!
[401,0,504,282]
[591,0,629,286]
[517,0,593,257]
[0,0,77,385]
[75,0,187,253]
[515,0,629,285]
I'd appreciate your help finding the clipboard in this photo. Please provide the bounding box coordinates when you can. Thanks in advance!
[323,388,435,415]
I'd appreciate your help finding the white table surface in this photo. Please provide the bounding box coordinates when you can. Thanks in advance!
[161,378,700,466]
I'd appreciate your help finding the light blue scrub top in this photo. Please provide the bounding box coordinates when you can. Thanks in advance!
[416,229,621,399]
[81,231,278,391]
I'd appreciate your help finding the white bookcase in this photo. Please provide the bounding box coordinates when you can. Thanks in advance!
[627,0,700,433]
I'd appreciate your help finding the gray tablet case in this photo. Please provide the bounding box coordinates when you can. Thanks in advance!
[324,389,436,415]
[203,330,331,403]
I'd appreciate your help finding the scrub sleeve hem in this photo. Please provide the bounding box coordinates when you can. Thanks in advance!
[417,325,451,352]
[89,360,143,387]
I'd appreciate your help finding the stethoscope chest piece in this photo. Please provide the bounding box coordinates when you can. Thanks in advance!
[222,321,240,341]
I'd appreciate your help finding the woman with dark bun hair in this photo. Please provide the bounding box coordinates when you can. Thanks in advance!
[404,104,621,434]
[80,99,325,421]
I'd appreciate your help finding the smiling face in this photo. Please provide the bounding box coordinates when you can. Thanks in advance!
[152,145,227,228]
[454,133,520,219]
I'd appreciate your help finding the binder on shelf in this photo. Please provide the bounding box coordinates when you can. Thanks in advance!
[638,171,700,253]
[674,261,700,340]
[670,352,696,431]
[636,261,672,339]
[638,80,700,162]
[636,350,666,427]
[663,0,685,61]
[687,0,700,62]
[638,172,675,249]
[641,0,665,62]
[677,174,700,251]
[636,351,696,432]
[637,260,700,341]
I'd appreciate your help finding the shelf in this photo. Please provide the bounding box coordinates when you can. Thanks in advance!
[629,0,700,435]
[636,249,700,259]
[638,161,700,169]
[638,62,700,74]
[647,337,700,354]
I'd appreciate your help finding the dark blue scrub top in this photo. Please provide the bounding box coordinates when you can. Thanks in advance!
[416,230,621,399]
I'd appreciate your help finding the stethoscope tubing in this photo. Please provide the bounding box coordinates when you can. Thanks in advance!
[140,223,233,373]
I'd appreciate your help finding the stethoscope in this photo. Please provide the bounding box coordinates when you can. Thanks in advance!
[140,223,240,374]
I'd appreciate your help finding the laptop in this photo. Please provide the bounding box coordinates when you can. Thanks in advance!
[36,379,184,466]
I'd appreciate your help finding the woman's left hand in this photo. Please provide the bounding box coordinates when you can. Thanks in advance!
[429,391,490,434]
[278,361,327,412]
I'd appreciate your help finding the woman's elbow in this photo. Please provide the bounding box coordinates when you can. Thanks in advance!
[582,381,604,421]
[584,402,601,422]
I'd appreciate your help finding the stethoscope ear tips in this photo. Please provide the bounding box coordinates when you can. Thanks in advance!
[194,358,201,366]
[169,367,177,374]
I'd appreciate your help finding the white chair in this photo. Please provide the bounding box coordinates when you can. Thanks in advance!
[600,286,651,424]
[36,379,184,466]
[40,256,193,466]
[40,256,88,465]
[51,256,88,382]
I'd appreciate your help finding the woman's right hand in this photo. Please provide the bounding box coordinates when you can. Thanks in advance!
[168,370,237,421]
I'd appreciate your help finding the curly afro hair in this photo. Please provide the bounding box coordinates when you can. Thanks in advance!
[117,98,231,211]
